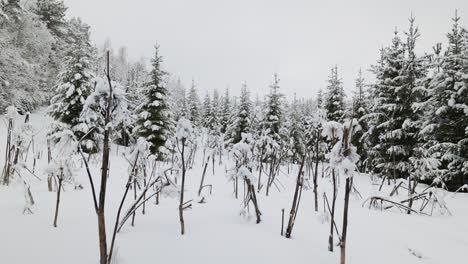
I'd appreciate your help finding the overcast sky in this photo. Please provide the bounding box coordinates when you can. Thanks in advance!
[63,0,467,99]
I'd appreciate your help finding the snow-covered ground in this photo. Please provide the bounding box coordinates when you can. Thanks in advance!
[0,110,467,264]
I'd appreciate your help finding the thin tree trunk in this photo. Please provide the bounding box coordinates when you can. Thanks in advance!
[179,139,186,235]
[314,130,320,211]
[257,153,263,191]
[246,178,261,223]
[285,158,305,238]
[53,175,63,228]
[198,156,210,196]
[131,177,137,226]
[97,50,113,264]
[340,178,352,264]
[143,167,147,214]
[281,208,285,236]
[328,168,337,252]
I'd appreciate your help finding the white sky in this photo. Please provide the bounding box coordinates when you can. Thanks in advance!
[63,0,467,99]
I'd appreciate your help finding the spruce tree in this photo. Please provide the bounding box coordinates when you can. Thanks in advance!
[324,66,346,122]
[372,31,406,179]
[262,73,283,143]
[351,69,369,170]
[365,26,425,180]
[210,89,221,132]
[187,79,201,126]
[422,12,468,188]
[220,87,231,133]
[48,19,94,148]
[134,45,171,156]
[317,89,324,109]
[289,95,305,162]
[34,0,67,38]
[201,92,212,129]
[226,83,251,145]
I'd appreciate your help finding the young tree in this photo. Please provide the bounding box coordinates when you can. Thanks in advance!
[220,87,231,133]
[187,79,201,126]
[228,133,262,223]
[262,73,283,144]
[48,20,95,151]
[365,30,408,182]
[421,12,468,189]
[327,121,359,264]
[175,118,194,235]
[134,45,172,157]
[201,92,212,128]
[289,95,305,163]
[210,89,221,131]
[226,83,251,145]
[304,108,326,211]
[351,69,368,170]
[324,65,346,122]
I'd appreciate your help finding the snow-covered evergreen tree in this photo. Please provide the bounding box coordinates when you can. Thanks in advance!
[421,12,468,188]
[351,69,368,170]
[324,65,346,122]
[209,89,221,132]
[288,95,305,162]
[34,0,67,38]
[134,45,172,156]
[262,73,283,144]
[187,79,201,126]
[48,20,94,150]
[226,83,251,145]
[365,23,426,180]
[220,87,231,133]
[201,92,212,129]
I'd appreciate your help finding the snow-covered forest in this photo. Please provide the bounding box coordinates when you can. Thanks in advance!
[1,1,468,264]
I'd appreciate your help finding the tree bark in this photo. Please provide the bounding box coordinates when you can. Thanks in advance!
[340,178,352,264]
[53,176,63,228]
[179,139,186,235]
[328,168,337,252]
[285,158,305,238]
[97,50,113,264]
[198,155,210,196]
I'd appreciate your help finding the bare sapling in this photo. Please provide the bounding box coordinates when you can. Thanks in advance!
[229,133,262,223]
[198,155,210,197]
[285,157,305,238]
[175,118,194,235]
[326,118,359,264]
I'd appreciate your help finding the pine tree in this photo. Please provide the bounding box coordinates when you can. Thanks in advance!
[250,93,263,136]
[422,12,468,188]
[289,94,305,162]
[168,77,187,122]
[48,20,94,149]
[370,31,406,179]
[34,0,67,38]
[324,66,346,122]
[187,79,201,126]
[351,69,369,170]
[365,26,425,180]
[201,92,212,129]
[220,87,231,133]
[317,89,324,109]
[226,83,251,145]
[134,45,171,156]
[262,73,283,143]
[210,89,221,132]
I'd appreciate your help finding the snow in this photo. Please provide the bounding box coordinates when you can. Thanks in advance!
[0,110,467,264]
[176,118,193,139]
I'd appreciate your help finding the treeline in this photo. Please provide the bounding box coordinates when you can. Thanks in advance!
[1,1,467,190]
[176,14,468,190]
